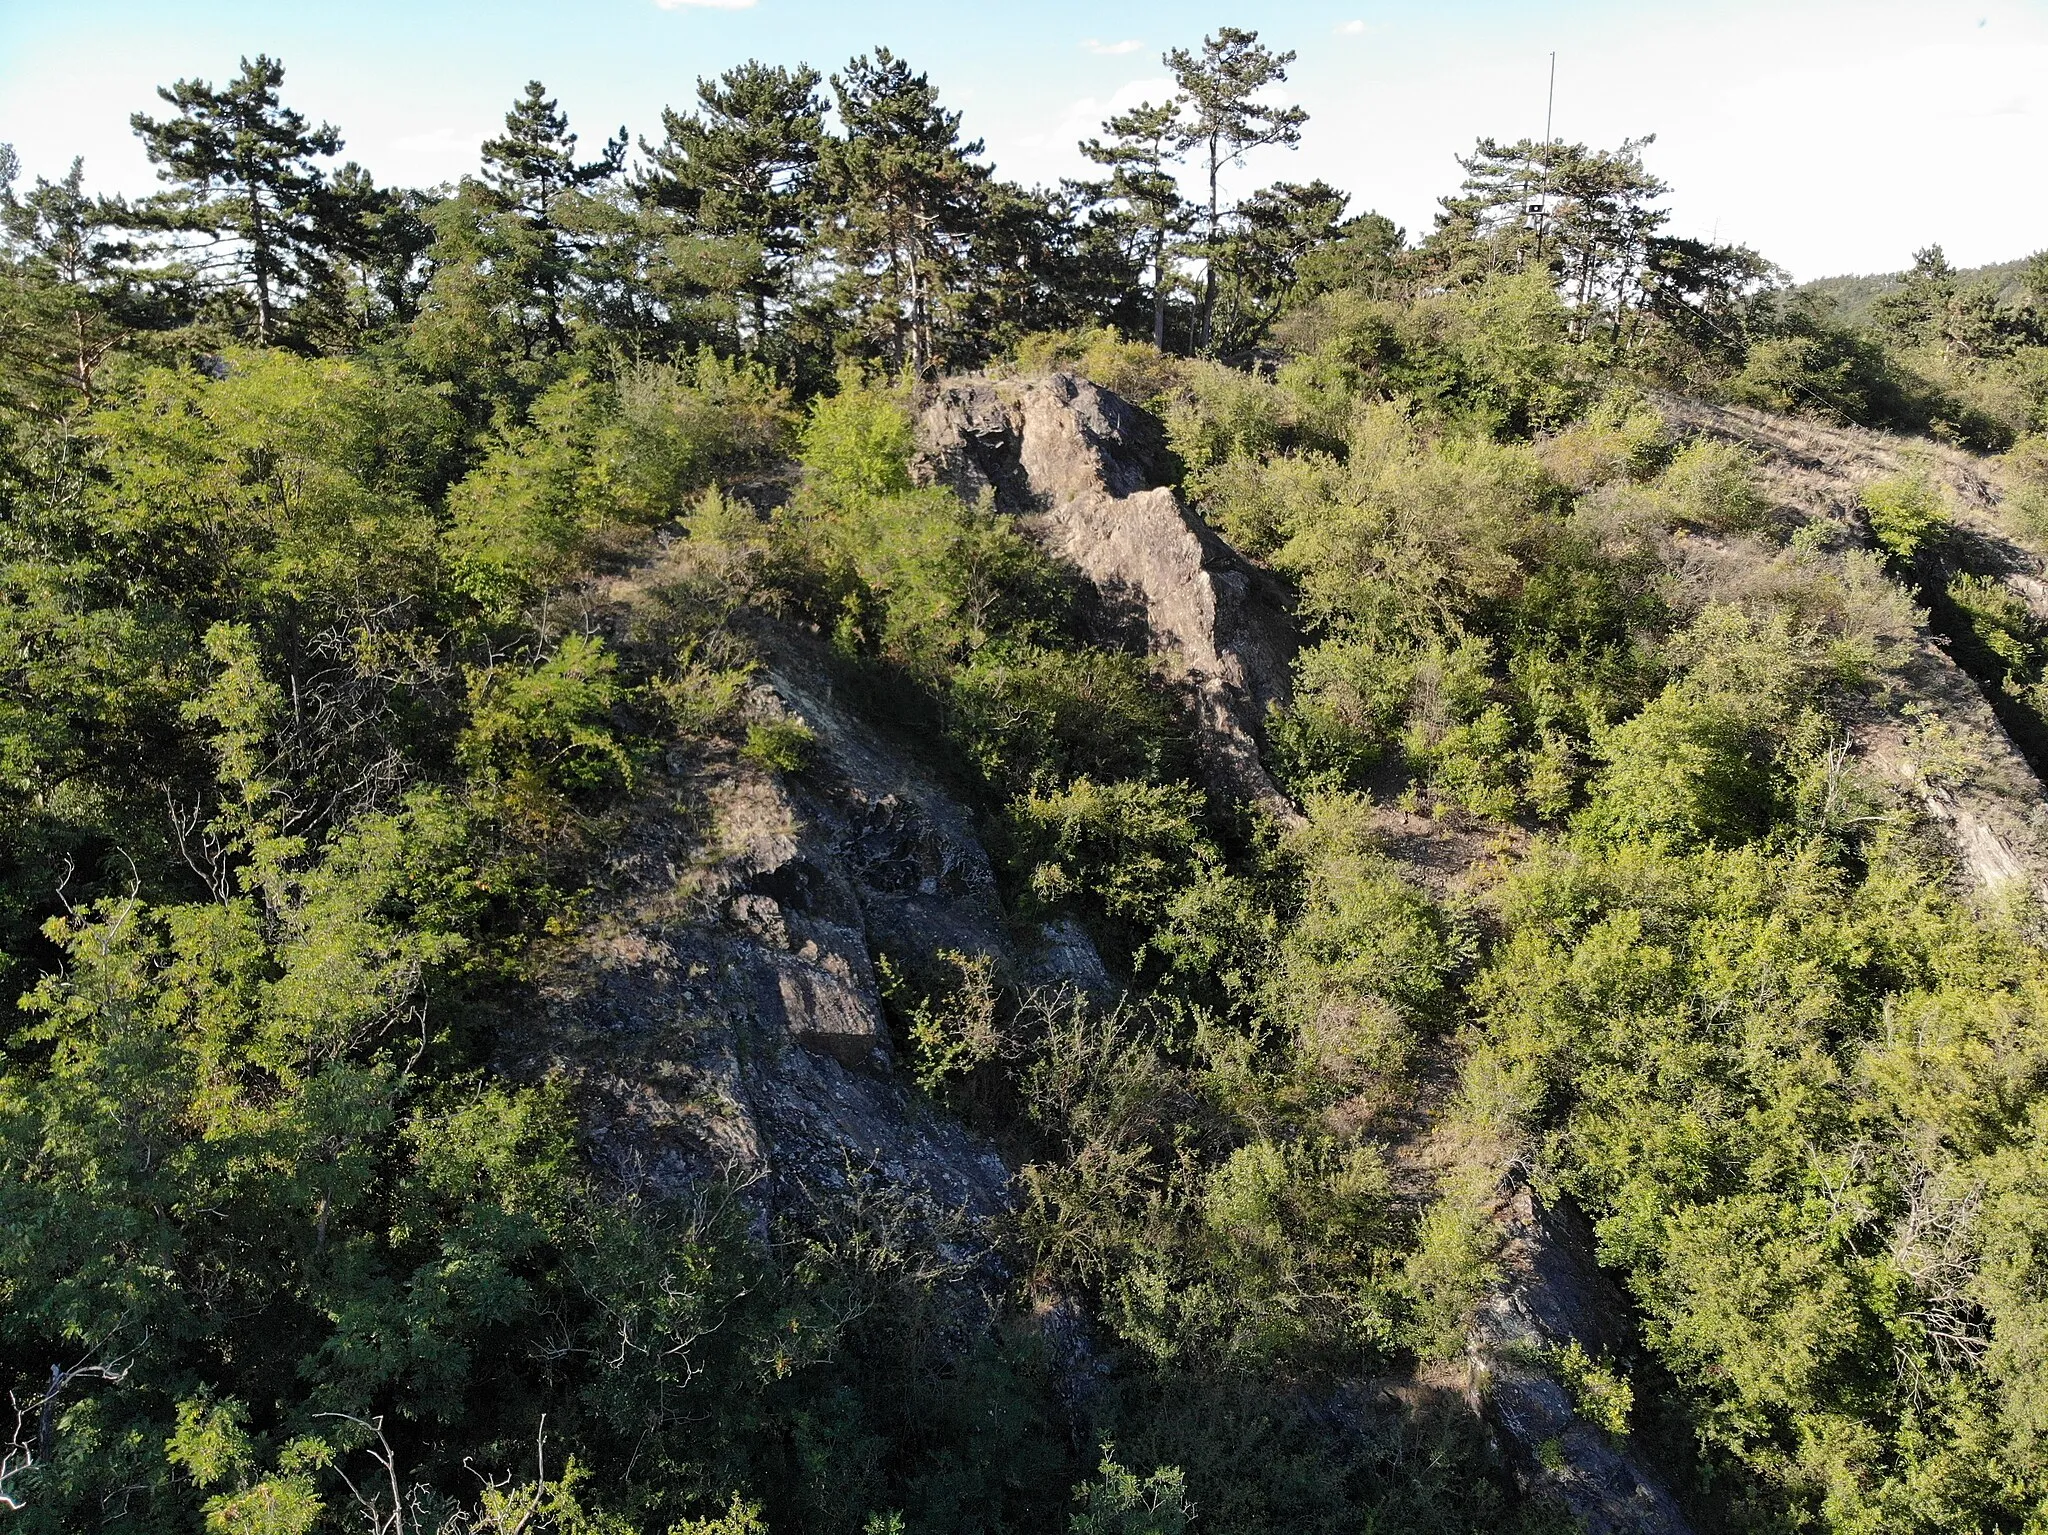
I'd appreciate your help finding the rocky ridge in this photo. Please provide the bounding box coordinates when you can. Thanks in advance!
[913,371,1299,814]
[512,376,2048,1531]
[505,553,1084,1226]
[1654,393,2048,898]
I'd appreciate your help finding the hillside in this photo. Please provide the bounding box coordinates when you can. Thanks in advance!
[6,32,2048,1535]
[1797,254,2037,327]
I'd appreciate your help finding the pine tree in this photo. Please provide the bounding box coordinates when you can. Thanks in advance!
[302,162,433,343]
[638,62,826,351]
[2025,250,2048,310]
[129,55,340,342]
[479,81,625,349]
[1205,179,1349,355]
[1,157,156,406]
[1080,100,1188,350]
[822,48,987,375]
[1162,28,1306,354]
[1428,136,1671,341]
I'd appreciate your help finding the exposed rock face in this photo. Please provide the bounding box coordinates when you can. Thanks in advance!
[1469,1182,1695,1535]
[506,609,1107,1227]
[914,372,1299,812]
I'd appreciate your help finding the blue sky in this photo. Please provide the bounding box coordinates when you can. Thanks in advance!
[2,0,2043,281]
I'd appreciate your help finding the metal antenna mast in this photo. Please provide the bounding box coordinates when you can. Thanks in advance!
[1545,51,1556,147]
[1533,52,1557,258]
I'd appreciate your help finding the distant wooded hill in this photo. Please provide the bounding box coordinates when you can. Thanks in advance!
[1798,255,2035,326]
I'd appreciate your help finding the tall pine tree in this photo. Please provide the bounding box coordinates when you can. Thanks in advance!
[478,81,626,350]
[1079,100,1189,350]
[638,62,826,353]
[130,55,340,342]
[1,157,156,406]
[1163,28,1306,354]
[822,48,987,375]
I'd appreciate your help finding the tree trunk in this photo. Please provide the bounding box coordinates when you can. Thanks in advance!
[37,1365,58,1462]
[72,308,92,405]
[905,236,928,377]
[248,191,272,343]
[1200,136,1221,353]
[1152,223,1167,351]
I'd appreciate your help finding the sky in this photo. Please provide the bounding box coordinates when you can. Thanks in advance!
[1,0,2043,282]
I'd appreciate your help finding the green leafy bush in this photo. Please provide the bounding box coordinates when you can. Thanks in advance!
[1657,438,1767,532]
[1860,470,1951,561]
[609,350,793,517]
[1269,793,1456,1099]
[740,717,815,774]
[798,369,917,504]
[1580,686,1775,848]
[946,643,1179,797]
[1069,1451,1192,1535]
[1005,777,1217,944]
[460,634,635,801]
[884,948,1003,1100]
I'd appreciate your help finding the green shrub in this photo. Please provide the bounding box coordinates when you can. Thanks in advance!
[1581,687,1775,848]
[1273,404,1558,647]
[445,372,616,619]
[1193,1136,1398,1363]
[883,948,1003,1100]
[1069,1451,1192,1535]
[1011,327,1185,407]
[740,717,815,774]
[1162,359,1297,489]
[1270,793,1456,1101]
[823,487,1072,678]
[1400,638,1519,818]
[2000,433,2048,544]
[1544,1340,1634,1437]
[1946,572,2047,693]
[460,634,635,800]
[607,350,793,518]
[1727,319,1910,426]
[1535,389,1667,492]
[1860,471,1950,561]
[1005,777,1217,941]
[1658,438,1767,532]
[650,652,754,740]
[1144,865,1277,1012]
[85,349,456,623]
[1188,447,1340,559]
[946,643,1178,797]
[799,369,916,504]
[1399,1166,1505,1360]
[1277,271,1589,437]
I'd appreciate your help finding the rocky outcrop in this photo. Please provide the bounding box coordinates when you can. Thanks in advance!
[914,372,1298,813]
[1469,1181,1695,1535]
[504,587,1109,1227]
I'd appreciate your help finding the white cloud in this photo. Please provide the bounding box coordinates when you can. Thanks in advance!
[654,0,756,9]
[376,125,496,187]
[1335,19,1368,35]
[1017,77,1174,153]
[1084,39,1144,56]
